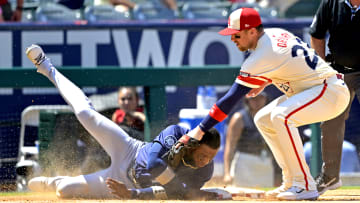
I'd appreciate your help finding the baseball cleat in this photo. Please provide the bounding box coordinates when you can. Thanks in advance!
[276,186,319,200]
[265,184,288,199]
[26,44,46,66]
[26,44,53,77]
[316,173,342,195]
[28,176,51,192]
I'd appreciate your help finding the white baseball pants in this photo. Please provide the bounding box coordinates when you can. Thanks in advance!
[40,60,143,198]
[254,74,350,191]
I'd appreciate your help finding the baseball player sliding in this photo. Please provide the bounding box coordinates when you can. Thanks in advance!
[25,44,224,200]
[169,8,350,200]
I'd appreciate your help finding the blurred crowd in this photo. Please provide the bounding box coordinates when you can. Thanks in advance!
[0,0,320,23]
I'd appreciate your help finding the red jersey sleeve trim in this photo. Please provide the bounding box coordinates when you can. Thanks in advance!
[209,104,227,122]
[235,71,272,88]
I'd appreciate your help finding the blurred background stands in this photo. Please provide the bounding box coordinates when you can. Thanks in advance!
[35,2,83,23]
[132,2,178,20]
[5,0,324,22]
[84,4,131,22]
[181,1,230,20]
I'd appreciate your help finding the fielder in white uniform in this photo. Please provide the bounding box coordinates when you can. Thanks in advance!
[177,8,350,200]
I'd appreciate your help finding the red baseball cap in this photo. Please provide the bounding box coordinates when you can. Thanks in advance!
[219,8,262,36]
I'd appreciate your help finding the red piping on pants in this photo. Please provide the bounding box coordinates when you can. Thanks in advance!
[284,81,328,190]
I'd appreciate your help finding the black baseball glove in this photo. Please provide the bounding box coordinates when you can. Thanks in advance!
[167,135,200,169]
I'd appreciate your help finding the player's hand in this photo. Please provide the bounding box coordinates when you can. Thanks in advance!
[106,178,131,199]
[173,126,204,149]
[246,81,270,98]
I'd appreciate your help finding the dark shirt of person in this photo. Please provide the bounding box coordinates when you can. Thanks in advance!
[309,0,360,71]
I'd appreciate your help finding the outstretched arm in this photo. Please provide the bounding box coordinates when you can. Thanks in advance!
[106,178,167,199]
[191,83,251,141]
[106,178,219,200]
[167,83,251,169]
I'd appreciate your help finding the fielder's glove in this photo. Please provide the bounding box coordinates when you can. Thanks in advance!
[167,134,200,169]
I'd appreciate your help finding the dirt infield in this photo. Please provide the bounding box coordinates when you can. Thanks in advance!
[0,189,360,202]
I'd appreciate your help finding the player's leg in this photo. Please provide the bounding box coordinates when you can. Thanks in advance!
[26,44,141,162]
[55,168,136,199]
[267,77,349,200]
[28,176,69,192]
[253,95,293,197]
[318,72,360,194]
[28,158,138,198]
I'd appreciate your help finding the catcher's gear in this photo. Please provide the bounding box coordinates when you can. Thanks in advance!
[167,135,200,169]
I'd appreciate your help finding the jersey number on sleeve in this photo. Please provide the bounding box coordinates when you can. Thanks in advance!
[291,38,318,70]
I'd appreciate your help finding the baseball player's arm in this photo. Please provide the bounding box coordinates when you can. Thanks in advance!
[170,73,270,169]
[174,83,250,149]
[107,177,168,199]
[195,71,271,138]
[310,37,326,60]
[223,112,244,184]
[106,177,219,200]
[146,142,174,183]
[195,83,251,139]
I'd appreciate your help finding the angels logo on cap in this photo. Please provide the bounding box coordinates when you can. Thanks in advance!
[219,8,262,36]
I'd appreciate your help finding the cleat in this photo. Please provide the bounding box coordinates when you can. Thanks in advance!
[316,173,342,195]
[25,44,54,78]
[28,176,66,192]
[26,44,46,66]
[277,186,319,200]
[265,184,288,199]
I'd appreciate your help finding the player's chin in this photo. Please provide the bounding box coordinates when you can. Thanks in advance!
[238,47,247,52]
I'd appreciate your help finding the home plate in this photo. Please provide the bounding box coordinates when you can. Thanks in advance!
[225,186,265,199]
[203,186,265,200]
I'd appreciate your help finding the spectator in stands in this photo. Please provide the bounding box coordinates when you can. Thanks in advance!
[223,92,280,187]
[159,0,177,10]
[95,0,135,11]
[230,0,298,17]
[0,7,4,22]
[0,0,23,22]
[257,0,298,12]
[112,87,146,141]
[57,0,85,10]
[94,0,177,12]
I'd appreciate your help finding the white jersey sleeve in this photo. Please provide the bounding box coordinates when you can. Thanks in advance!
[236,28,337,96]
